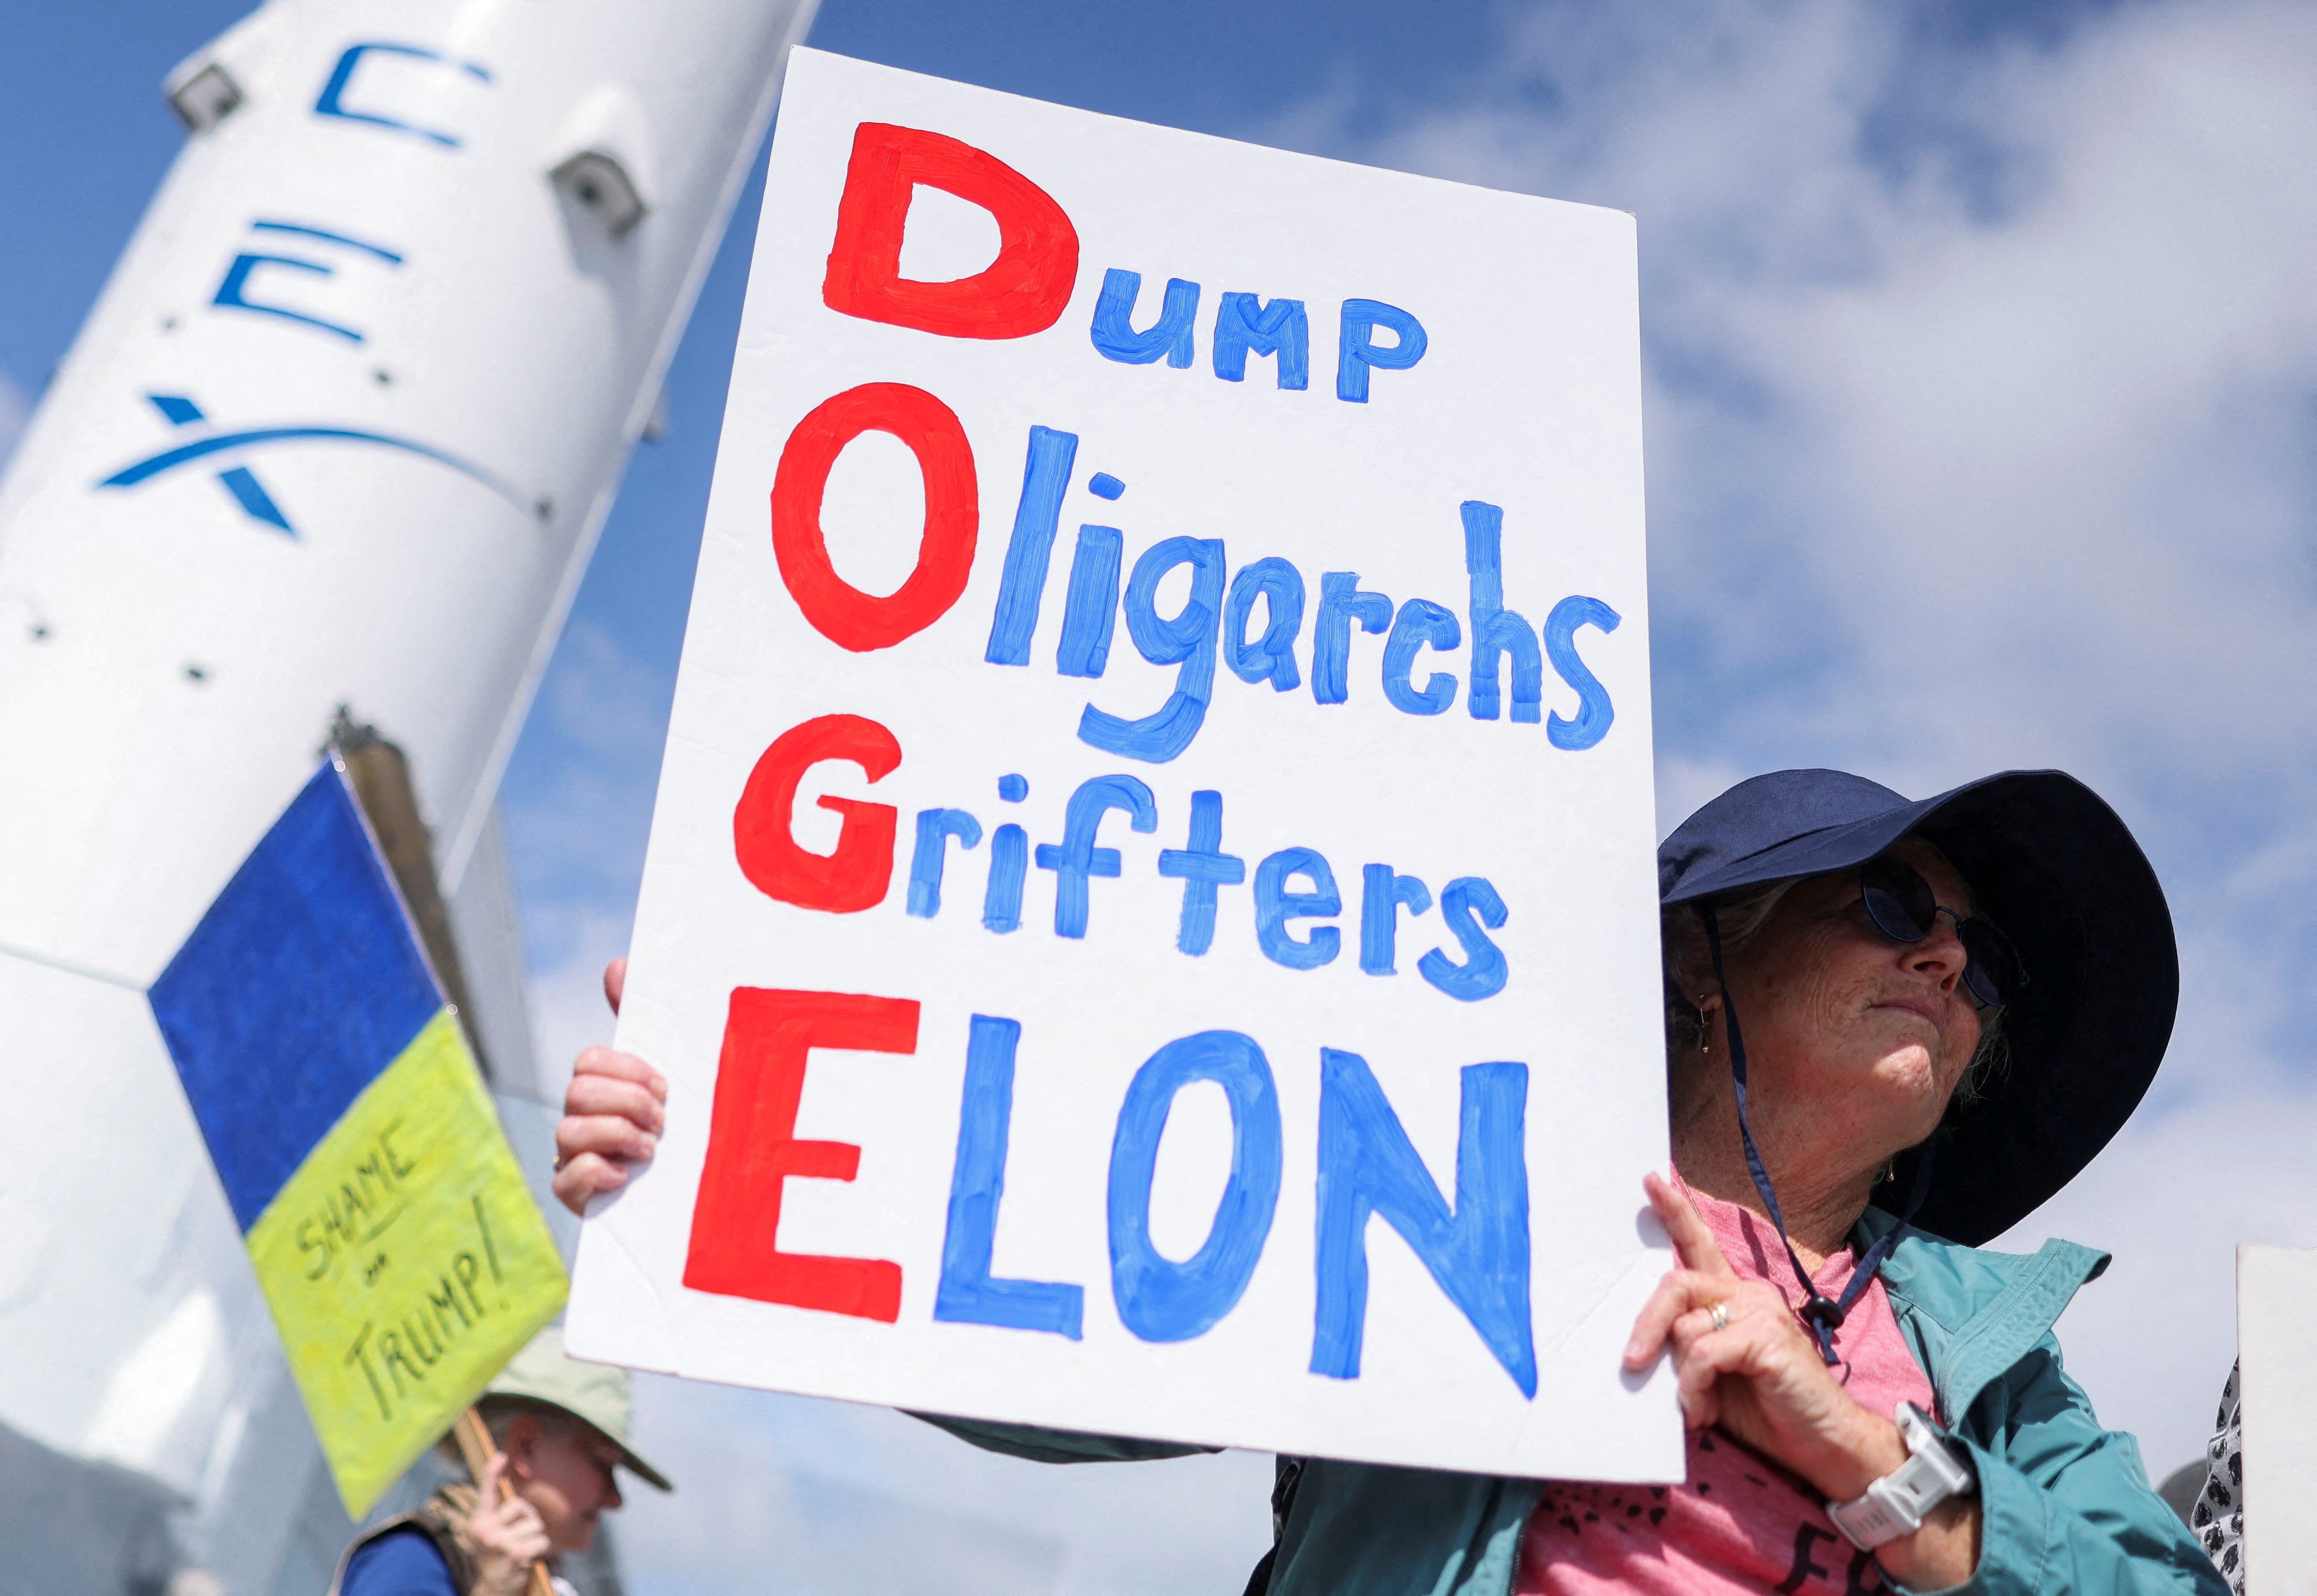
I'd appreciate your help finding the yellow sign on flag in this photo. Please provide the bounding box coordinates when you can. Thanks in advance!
[248,1010,568,1511]
[150,766,567,1515]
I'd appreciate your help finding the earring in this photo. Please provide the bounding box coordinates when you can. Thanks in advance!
[1696,997,1714,1055]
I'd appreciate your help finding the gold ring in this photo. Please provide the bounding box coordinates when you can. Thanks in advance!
[1707,1301,1730,1333]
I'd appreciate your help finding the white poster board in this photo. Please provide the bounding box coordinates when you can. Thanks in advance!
[568,47,1678,1482]
[2239,1244,2317,1594]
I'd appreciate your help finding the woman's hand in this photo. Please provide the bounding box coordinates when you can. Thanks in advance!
[550,958,668,1217]
[468,1452,551,1596]
[1625,1172,1895,1488]
[1624,1172,1978,1587]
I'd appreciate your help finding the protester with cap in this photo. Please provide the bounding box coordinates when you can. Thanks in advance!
[554,765,2224,1594]
[333,1326,671,1596]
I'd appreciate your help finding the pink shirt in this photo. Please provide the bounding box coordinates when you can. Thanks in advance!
[1517,1187,1934,1596]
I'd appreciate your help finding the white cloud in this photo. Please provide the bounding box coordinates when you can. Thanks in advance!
[1261,0,2317,1473]
[1999,1060,2317,1474]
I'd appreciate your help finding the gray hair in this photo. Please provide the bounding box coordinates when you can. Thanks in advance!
[432,1395,589,1475]
[1660,872,2009,1107]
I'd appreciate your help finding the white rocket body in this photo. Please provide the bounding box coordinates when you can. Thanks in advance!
[0,0,813,1583]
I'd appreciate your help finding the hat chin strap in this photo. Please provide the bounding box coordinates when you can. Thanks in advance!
[1702,904,1938,1366]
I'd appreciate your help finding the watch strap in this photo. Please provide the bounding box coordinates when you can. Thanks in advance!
[1828,1404,1976,1552]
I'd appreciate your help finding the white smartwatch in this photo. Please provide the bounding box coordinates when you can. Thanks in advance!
[1827,1403,1976,1551]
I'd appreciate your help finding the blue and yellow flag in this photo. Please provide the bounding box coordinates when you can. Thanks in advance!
[150,761,568,1516]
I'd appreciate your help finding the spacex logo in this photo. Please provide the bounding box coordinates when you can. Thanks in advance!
[97,392,528,537]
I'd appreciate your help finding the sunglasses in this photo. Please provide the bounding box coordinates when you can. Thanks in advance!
[1858,855,2028,1010]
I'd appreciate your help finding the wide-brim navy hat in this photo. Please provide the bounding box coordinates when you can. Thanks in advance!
[1658,768,2176,1246]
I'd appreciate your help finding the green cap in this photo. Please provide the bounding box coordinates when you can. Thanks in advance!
[483,1326,673,1492]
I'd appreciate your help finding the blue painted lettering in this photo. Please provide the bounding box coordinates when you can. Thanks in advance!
[1336,299,1428,403]
[1312,573,1392,705]
[936,1015,1085,1337]
[1034,776,1158,938]
[1055,524,1123,679]
[1419,876,1510,1001]
[1359,866,1433,976]
[983,823,1028,934]
[984,426,1079,666]
[1225,557,1304,692]
[1381,598,1460,715]
[1158,791,1245,956]
[1108,1031,1282,1342]
[1463,501,1543,723]
[907,809,983,917]
[1254,847,1341,970]
[1212,294,1309,390]
[1090,269,1199,369]
[1078,537,1224,763]
[1544,596,1621,751]
[1311,1049,1535,1396]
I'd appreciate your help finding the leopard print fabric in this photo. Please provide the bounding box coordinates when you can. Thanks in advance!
[2192,1361,2244,1594]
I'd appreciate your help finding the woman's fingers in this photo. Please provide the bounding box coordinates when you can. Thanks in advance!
[1625,1264,1796,1371]
[1621,1166,1782,1364]
[1674,1318,1749,1424]
[564,1087,664,1144]
[1622,1277,1679,1367]
[604,956,627,1016]
[1658,1282,1830,1433]
[1666,1297,1781,1421]
[554,1043,667,1217]
[570,1044,666,1103]
[1643,1171,1739,1281]
[566,1052,666,1124]
[480,1451,509,1502]
[552,1150,628,1214]
[554,1059,663,1215]
[560,1051,665,1147]
[1622,1267,1725,1368]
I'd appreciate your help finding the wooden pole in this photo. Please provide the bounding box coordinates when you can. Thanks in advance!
[334,709,494,1081]
[452,1407,557,1596]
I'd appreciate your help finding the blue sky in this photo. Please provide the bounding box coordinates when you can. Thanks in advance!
[7,1,2316,1590]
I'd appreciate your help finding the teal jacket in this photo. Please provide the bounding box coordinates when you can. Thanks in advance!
[927,1211,2229,1596]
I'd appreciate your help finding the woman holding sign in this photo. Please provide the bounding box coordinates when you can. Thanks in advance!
[555,765,2223,1595]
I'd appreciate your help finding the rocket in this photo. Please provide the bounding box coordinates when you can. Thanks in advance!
[0,0,815,1586]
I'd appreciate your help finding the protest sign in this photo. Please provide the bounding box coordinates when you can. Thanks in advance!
[149,763,567,1515]
[567,47,1677,1481]
[2238,1244,2317,1593]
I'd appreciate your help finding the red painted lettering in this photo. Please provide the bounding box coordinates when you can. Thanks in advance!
[772,382,978,652]
[821,121,1079,339]
[683,988,918,1323]
[732,713,901,912]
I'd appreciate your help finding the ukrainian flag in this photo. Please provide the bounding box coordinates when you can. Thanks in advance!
[149,761,568,1515]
